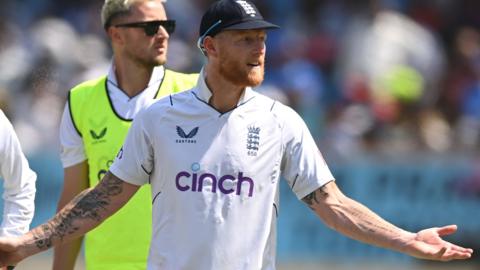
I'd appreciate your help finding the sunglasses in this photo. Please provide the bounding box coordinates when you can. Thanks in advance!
[114,20,176,36]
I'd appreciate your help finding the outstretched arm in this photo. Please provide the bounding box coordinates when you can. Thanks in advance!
[52,161,89,270]
[0,171,139,267]
[303,181,473,261]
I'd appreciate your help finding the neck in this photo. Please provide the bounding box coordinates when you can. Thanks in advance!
[113,55,157,98]
[204,64,245,113]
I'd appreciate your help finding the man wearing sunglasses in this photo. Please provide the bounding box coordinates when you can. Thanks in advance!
[53,0,197,270]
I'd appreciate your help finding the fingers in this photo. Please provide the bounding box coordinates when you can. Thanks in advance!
[436,225,457,237]
[441,248,473,261]
[433,243,474,262]
[449,243,474,254]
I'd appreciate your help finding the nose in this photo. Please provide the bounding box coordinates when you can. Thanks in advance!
[253,40,265,55]
[155,25,169,38]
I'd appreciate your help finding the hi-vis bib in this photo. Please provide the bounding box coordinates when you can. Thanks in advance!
[69,70,198,270]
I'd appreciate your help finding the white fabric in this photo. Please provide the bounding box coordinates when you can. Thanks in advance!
[0,110,36,236]
[110,71,334,270]
[59,63,165,168]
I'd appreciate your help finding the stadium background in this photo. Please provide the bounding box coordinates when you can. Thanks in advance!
[0,0,479,269]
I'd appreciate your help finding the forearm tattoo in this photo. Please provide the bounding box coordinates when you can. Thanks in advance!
[302,185,401,238]
[343,202,399,236]
[302,186,329,209]
[33,172,124,249]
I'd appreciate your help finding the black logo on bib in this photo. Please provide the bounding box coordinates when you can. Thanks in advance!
[90,127,107,140]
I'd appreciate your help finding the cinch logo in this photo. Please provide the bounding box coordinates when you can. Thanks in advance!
[176,126,198,144]
[175,164,254,197]
[97,159,113,180]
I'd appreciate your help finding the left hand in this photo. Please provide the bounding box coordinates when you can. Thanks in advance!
[405,225,473,261]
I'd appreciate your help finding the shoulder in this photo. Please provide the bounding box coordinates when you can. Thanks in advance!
[0,110,14,149]
[165,69,198,80]
[70,76,107,94]
[164,69,198,89]
[0,110,11,132]
[0,109,7,123]
[142,88,194,120]
[253,91,300,123]
[69,76,107,103]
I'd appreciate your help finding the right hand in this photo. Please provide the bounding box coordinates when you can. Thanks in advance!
[0,236,23,267]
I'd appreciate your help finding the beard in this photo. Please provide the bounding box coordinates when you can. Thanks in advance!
[218,54,264,87]
[139,53,167,68]
[126,46,167,69]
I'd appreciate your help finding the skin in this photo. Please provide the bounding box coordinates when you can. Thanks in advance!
[0,173,138,266]
[203,29,266,112]
[302,181,473,261]
[109,0,170,97]
[52,162,88,270]
[53,0,170,269]
[0,28,473,267]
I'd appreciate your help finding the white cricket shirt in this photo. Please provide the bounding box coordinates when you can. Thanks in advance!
[0,110,36,236]
[59,63,165,167]
[109,72,335,270]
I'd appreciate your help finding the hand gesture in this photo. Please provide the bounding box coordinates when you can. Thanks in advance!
[407,225,473,261]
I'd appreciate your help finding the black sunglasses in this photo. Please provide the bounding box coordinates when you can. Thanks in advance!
[114,20,176,36]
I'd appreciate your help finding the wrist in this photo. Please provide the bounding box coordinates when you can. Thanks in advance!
[393,230,417,254]
[15,233,40,261]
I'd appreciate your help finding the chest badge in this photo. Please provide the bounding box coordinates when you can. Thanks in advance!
[246,126,260,156]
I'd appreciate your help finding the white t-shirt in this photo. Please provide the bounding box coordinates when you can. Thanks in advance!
[0,110,36,236]
[59,64,165,167]
[109,72,334,270]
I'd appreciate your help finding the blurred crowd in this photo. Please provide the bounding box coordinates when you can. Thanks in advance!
[1,0,480,161]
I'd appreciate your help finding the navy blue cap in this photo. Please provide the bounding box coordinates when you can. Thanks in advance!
[199,0,279,38]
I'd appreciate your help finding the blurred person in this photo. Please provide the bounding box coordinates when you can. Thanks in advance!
[442,27,480,151]
[0,1,474,269]
[0,110,36,270]
[335,5,447,156]
[53,0,197,269]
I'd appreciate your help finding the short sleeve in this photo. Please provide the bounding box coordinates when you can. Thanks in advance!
[280,107,334,200]
[59,103,87,168]
[0,110,37,236]
[109,110,154,186]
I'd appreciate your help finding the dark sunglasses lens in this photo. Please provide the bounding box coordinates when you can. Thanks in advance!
[163,21,175,34]
[144,24,160,36]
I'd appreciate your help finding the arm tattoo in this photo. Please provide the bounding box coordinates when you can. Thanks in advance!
[344,203,400,236]
[302,183,402,242]
[33,172,124,249]
[302,186,329,209]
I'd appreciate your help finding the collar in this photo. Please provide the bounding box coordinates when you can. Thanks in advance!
[107,62,165,87]
[193,68,256,106]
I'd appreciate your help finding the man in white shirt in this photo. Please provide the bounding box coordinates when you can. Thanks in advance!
[0,110,36,270]
[0,1,473,269]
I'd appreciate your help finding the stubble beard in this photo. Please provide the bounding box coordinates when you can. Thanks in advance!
[128,47,167,69]
[219,58,264,87]
[142,54,167,68]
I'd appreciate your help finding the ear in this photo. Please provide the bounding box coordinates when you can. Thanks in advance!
[203,36,218,58]
[107,26,124,45]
